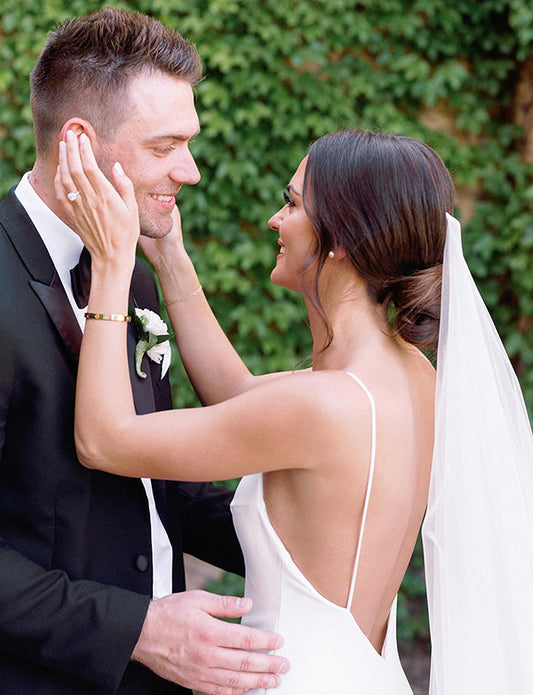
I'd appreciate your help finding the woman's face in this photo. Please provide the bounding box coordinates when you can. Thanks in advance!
[269,156,317,292]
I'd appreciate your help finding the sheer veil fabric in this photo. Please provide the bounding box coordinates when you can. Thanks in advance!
[422,214,533,693]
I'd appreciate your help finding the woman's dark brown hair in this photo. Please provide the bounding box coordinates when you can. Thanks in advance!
[30,8,202,155]
[301,130,455,349]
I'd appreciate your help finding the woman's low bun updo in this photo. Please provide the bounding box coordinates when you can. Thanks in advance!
[382,265,443,349]
[301,130,454,350]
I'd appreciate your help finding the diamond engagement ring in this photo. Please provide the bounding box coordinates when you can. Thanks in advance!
[67,190,80,202]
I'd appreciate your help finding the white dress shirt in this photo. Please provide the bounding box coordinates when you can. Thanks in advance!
[15,173,173,599]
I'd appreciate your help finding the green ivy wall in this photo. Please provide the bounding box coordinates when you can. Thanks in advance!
[2,0,532,652]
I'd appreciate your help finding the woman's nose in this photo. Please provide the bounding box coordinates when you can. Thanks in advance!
[268,207,284,232]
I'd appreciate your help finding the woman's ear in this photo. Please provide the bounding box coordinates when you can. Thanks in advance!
[330,247,347,261]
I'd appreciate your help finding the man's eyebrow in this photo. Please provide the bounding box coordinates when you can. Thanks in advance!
[144,129,201,144]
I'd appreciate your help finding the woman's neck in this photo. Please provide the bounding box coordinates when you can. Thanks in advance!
[305,280,397,372]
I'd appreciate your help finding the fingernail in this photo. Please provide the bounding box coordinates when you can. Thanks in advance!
[268,676,277,688]
[113,161,124,176]
[66,130,75,141]
[275,636,284,649]
[278,662,289,674]
[59,141,65,151]
[80,132,88,143]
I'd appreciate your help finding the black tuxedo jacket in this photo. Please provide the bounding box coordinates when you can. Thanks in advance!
[0,188,244,694]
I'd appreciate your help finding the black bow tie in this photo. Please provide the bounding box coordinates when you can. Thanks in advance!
[70,247,92,308]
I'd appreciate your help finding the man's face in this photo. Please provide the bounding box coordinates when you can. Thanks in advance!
[96,72,201,238]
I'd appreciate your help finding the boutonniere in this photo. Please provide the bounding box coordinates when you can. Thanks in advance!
[130,307,173,380]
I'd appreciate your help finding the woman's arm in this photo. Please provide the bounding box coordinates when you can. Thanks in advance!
[141,226,293,405]
[56,131,335,482]
[62,133,298,410]
[76,363,344,481]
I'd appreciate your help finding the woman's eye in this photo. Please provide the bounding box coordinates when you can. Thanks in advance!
[283,191,295,207]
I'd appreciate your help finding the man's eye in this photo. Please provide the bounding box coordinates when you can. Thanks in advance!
[154,146,174,155]
[283,191,295,207]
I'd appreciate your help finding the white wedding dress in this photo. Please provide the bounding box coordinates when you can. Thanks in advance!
[231,372,413,694]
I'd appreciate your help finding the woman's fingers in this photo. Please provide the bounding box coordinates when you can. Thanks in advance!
[72,132,138,224]
[64,130,95,199]
[56,139,80,205]
[77,132,129,203]
[112,161,138,215]
[59,130,131,209]
[56,130,139,253]
[56,131,97,215]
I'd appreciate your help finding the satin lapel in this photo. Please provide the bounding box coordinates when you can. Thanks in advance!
[127,294,156,416]
[0,189,82,364]
[127,293,169,527]
[30,275,82,360]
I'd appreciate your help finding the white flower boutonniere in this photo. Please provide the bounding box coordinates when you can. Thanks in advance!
[131,307,173,380]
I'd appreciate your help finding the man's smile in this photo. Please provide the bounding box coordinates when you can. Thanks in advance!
[150,193,176,202]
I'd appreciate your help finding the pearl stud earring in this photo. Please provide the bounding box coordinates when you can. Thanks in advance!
[328,251,335,259]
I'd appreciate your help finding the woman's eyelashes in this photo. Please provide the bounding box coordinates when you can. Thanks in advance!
[283,190,295,207]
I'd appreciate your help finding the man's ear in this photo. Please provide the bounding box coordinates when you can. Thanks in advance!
[59,119,99,152]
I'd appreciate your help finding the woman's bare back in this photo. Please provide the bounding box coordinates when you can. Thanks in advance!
[263,347,435,652]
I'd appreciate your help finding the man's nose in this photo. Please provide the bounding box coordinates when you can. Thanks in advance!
[170,148,201,185]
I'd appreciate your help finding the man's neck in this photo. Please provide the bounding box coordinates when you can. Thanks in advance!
[29,160,72,227]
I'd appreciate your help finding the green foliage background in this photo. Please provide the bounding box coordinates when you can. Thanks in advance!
[2,0,533,655]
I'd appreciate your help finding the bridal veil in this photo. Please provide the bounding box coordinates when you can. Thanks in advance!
[422,214,533,692]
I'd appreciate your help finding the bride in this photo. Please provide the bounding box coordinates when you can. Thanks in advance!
[57,129,533,694]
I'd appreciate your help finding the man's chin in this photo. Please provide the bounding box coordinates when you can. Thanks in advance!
[139,219,174,239]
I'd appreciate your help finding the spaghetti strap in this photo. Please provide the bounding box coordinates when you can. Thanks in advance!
[344,371,377,612]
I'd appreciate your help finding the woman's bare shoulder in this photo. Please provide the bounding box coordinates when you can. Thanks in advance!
[266,369,375,412]
[259,369,377,444]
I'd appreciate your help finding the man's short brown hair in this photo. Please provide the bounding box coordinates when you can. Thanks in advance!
[30,8,202,155]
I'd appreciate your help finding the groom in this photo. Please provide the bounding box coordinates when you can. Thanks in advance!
[0,8,287,695]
